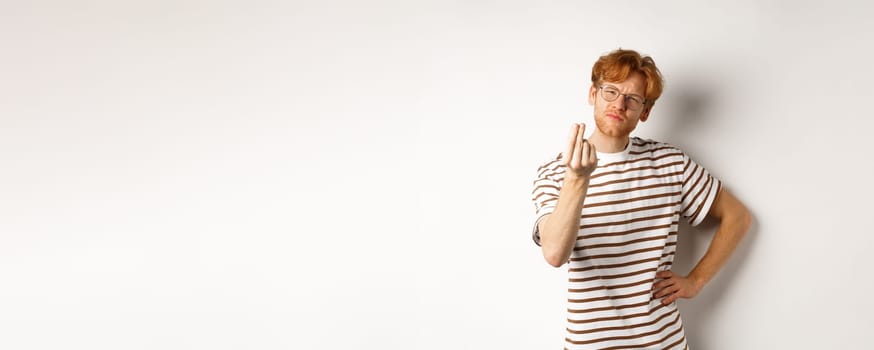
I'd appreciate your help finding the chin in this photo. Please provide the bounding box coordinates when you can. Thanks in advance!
[595,121,635,138]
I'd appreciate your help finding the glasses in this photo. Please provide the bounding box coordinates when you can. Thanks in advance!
[598,85,646,111]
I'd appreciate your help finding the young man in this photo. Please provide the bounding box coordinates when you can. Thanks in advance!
[531,49,751,349]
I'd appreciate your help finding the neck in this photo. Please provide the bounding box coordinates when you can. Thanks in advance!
[589,132,630,154]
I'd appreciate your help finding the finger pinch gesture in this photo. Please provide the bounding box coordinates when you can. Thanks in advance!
[563,123,598,181]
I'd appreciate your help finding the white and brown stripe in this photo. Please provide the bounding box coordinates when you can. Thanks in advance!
[532,137,720,350]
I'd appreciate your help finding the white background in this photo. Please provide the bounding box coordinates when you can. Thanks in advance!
[2,1,873,349]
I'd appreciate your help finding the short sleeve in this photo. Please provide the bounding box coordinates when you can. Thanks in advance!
[680,152,722,226]
[531,153,565,246]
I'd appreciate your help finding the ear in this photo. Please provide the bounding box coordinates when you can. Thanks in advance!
[587,85,597,105]
[639,106,651,122]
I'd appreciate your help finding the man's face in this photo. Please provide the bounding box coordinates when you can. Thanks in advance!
[587,71,651,138]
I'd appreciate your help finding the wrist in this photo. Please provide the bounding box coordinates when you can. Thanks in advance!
[562,174,590,188]
[688,273,708,292]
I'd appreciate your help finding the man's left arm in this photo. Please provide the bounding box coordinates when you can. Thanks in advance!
[652,188,752,304]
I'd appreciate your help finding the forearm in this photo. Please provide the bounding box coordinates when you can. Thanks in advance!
[538,122,598,267]
[687,205,752,290]
[539,178,589,267]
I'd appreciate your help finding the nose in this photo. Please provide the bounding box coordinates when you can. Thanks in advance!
[612,94,627,110]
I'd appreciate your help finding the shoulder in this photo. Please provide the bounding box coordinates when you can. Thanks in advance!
[536,152,564,172]
[536,152,565,179]
[629,137,685,158]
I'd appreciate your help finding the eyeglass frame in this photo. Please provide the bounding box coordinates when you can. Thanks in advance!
[597,84,647,111]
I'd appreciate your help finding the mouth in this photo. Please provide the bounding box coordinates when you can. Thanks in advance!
[606,113,624,121]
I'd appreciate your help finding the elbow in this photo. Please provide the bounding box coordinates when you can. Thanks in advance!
[742,209,753,231]
[740,207,753,232]
[542,247,568,268]
[735,205,753,236]
[545,256,564,268]
[545,256,565,268]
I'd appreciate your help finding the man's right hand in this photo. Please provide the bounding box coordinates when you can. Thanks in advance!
[563,123,598,182]
[539,123,597,267]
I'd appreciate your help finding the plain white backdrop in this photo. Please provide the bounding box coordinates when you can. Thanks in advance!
[2,1,873,349]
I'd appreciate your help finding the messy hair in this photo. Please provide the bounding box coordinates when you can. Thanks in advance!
[591,49,664,107]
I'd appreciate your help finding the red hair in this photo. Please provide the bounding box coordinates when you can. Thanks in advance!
[591,49,664,107]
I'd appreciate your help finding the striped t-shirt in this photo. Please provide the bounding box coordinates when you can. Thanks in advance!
[531,137,721,350]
